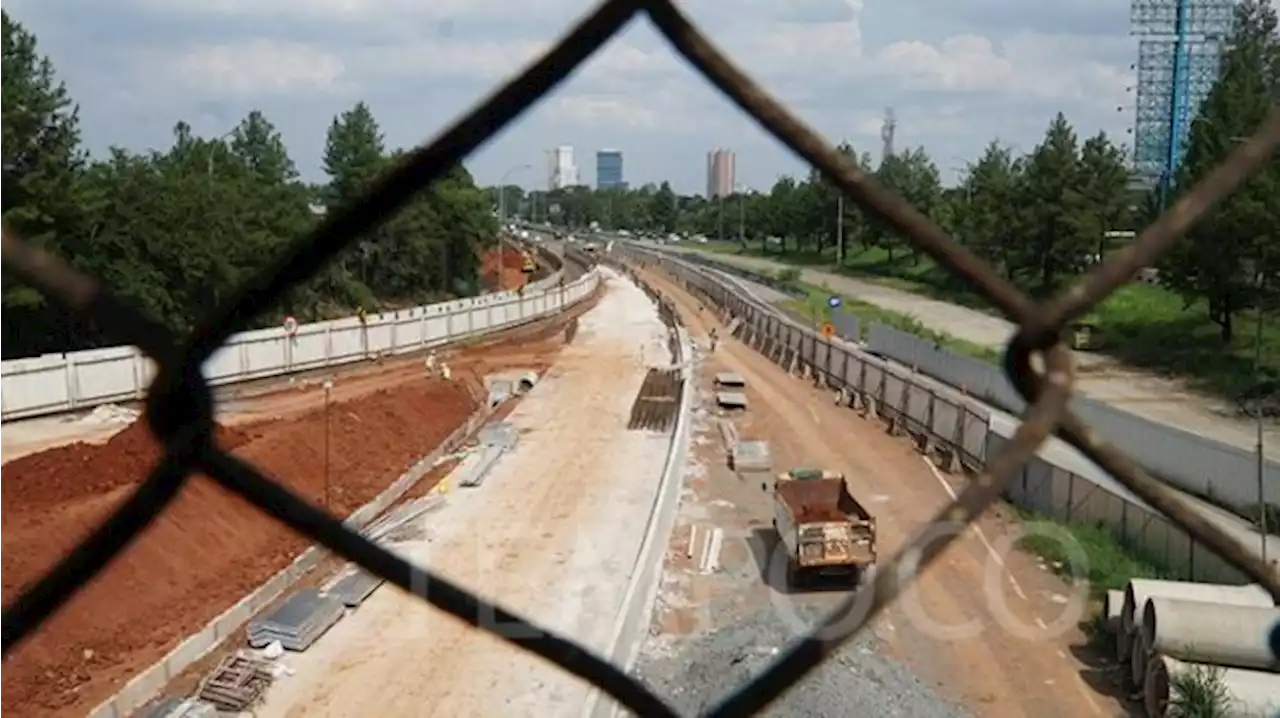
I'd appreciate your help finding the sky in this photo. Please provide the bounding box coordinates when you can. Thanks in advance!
[7,0,1139,195]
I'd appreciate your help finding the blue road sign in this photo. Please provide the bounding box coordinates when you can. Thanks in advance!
[827,295,842,309]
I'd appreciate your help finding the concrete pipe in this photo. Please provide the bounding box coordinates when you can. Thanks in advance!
[1122,580,1272,636]
[1141,598,1280,672]
[1131,631,1152,689]
[1144,654,1280,718]
[1117,624,1134,665]
[1105,589,1129,662]
[515,371,539,395]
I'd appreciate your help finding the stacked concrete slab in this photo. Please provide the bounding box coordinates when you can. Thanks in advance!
[326,569,383,608]
[731,440,773,473]
[144,698,219,718]
[456,421,519,488]
[247,589,345,652]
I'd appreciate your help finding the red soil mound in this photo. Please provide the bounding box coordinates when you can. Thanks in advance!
[1,378,476,716]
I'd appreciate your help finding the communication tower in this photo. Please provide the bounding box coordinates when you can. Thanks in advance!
[880,107,896,162]
[1129,0,1234,201]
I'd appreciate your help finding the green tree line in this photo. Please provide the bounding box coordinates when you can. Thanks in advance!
[1,11,498,359]
[500,0,1277,352]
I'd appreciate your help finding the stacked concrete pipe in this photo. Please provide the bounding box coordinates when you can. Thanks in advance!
[1120,579,1273,672]
[1144,654,1280,717]
[1111,578,1280,716]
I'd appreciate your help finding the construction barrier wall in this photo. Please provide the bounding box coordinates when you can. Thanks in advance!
[1,264,595,421]
[668,248,1280,521]
[620,245,1265,587]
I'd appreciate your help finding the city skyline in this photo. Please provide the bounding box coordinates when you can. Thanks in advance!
[8,0,1137,196]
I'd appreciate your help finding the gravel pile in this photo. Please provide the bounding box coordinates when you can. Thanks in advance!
[636,602,971,717]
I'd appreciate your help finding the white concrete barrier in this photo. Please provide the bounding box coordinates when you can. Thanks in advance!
[1,271,593,421]
[582,326,695,718]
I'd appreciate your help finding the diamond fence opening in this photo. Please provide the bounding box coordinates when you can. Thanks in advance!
[2,0,1278,715]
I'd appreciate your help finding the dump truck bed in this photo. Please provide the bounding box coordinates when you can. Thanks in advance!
[772,477,877,585]
[775,477,873,525]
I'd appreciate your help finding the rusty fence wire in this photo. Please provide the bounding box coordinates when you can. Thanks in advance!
[3,0,1280,714]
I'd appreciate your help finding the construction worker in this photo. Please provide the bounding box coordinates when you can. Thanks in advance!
[708,327,719,353]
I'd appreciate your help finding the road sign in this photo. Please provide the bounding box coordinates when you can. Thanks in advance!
[827,295,842,309]
[821,322,835,339]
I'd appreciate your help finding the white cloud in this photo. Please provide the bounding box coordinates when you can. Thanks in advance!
[7,0,1140,192]
[168,40,346,96]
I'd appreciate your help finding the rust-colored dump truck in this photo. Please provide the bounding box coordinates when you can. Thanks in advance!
[769,469,877,588]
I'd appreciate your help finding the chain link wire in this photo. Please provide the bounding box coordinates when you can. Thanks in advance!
[3,0,1279,713]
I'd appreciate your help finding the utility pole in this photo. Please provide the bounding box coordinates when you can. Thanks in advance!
[1253,260,1269,565]
[836,194,844,267]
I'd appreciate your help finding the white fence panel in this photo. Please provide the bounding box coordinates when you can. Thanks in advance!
[1,268,597,421]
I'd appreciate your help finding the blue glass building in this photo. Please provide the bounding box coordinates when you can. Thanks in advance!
[596,150,625,190]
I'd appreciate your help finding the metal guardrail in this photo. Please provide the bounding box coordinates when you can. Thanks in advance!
[3,1,1278,715]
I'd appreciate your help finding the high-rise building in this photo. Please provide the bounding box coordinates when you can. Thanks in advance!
[596,149,625,190]
[547,146,578,190]
[705,148,735,199]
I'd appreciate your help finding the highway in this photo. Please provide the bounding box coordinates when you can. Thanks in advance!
[661,244,1279,457]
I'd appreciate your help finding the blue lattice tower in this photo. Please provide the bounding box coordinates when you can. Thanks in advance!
[1129,0,1235,204]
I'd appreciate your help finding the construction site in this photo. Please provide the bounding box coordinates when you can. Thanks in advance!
[0,248,602,716]
[2,242,1278,718]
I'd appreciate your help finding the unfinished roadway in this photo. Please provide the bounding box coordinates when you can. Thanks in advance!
[252,268,681,717]
[632,264,1114,718]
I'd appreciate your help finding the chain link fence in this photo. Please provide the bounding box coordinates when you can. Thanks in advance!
[2,1,1278,714]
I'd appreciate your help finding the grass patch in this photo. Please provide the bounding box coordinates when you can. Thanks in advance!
[1168,664,1232,718]
[1014,512,1171,656]
[775,275,1001,364]
[1016,516,1169,594]
[697,240,1280,400]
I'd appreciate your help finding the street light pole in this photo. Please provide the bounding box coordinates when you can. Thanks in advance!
[497,164,532,291]
[737,185,746,246]
[322,379,334,510]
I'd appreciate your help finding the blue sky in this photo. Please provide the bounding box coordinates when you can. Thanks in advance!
[7,0,1137,194]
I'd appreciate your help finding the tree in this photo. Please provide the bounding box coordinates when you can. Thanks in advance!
[2,15,502,359]
[1161,0,1280,341]
[1,10,91,351]
[651,181,677,234]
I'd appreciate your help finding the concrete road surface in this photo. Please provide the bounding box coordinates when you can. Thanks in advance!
[253,270,678,717]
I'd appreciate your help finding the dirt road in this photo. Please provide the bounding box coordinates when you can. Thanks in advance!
[634,266,1118,717]
[253,270,678,717]
[0,300,592,717]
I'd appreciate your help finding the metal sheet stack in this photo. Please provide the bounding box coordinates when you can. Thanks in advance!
[326,569,384,608]
[1108,578,1280,717]
[248,588,346,652]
